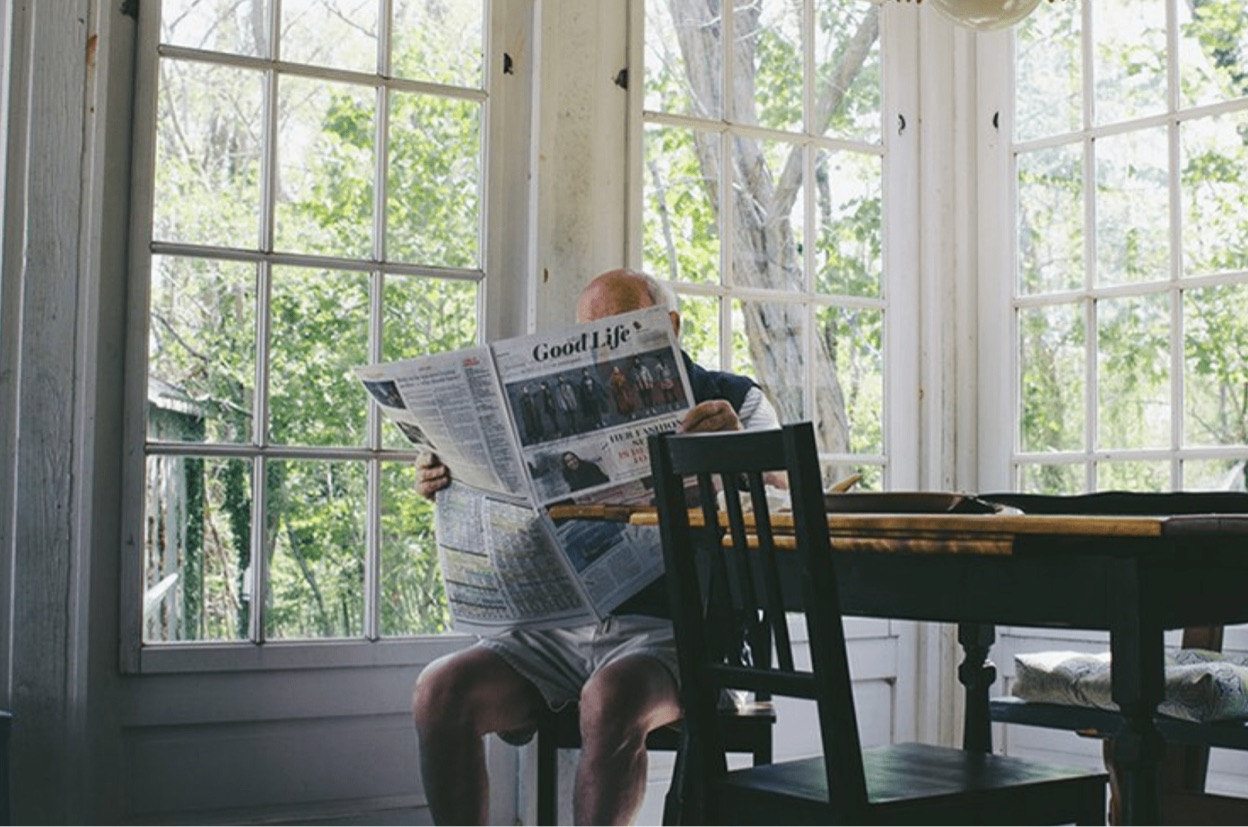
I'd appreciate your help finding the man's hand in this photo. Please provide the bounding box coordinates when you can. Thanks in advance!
[416,452,452,500]
[677,399,741,434]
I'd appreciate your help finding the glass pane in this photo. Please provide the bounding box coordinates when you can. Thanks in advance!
[678,294,722,371]
[1020,462,1085,495]
[814,0,881,143]
[281,0,378,74]
[143,455,252,643]
[1019,303,1086,453]
[731,137,803,292]
[815,149,882,298]
[392,0,485,88]
[268,267,371,447]
[148,256,256,444]
[816,303,883,456]
[275,75,375,259]
[644,0,722,120]
[1183,458,1247,491]
[1096,459,1169,491]
[1184,282,1248,447]
[153,59,263,249]
[380,461,448,636]
[735,0,803,133]
[732,299,802,423]
[386,92,481,268]
[1017,143,1084,295]
[161,0,270,57]
[1097,293,1171,450]
[1093,0,1167,126]
[643,124,721,286]
[1015,0,1082,143]
[1180,110,1248,277]
[1178,0,1248,110]
[264,459,366,639]
[1094,128,1169,286]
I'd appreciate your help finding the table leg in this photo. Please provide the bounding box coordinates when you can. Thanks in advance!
[1110,563,1165,825]
[957,622,996,753]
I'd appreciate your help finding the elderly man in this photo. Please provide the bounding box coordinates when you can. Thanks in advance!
[411,268,779,825]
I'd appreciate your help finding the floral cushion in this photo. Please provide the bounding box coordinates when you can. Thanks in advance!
[1012,648,1248,723]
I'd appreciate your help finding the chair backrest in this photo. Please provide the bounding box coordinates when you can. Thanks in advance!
[648,422,868,810]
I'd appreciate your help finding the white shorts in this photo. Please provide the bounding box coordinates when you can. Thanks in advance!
[477,614,679,745]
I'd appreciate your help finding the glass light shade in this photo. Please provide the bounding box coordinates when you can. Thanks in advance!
[928,0,1043,30]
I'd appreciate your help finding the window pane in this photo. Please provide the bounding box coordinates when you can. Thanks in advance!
[144,455,252,643]
[815,149,881,298]
[643,124,722,286]
[814,0,881,143]
[1093,0,1167,126]
[1183,458,1247,491]
[386,92,481,268]
[1184,282,1248,447]
[153,59,263,249]
[1019,462,1084,494]
[148,256,256,444]
[269,266,371,447]
[1096,459,1169,491]
[677,294,723,371]
[161,0,270,58]
[1178,0,1248,110]
[393,0,485,88]
[275,75,375,259]
[736,0,803,133]
[644,0,722,120]
[1097,293,1171,450]
[1095,128,1170,286]
[380,461,448,636]
[1180,110,1248,277]
[1018,143,1083,295]
[816,303,883,455]
[265,459,366,640]
[731,137,803,291]
[1015,0,1082,143]
[281,0,378,74]
[733,299,803,421]
[1019,302,1085,453]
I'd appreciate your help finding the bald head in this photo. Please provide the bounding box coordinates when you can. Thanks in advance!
[577,268,681,337]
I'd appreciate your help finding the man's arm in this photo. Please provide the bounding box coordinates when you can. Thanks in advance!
[677,387,778,434]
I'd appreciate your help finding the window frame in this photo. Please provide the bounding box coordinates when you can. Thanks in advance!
[120,0,533,674]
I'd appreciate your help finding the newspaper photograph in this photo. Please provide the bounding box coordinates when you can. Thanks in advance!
[356,306,695,631]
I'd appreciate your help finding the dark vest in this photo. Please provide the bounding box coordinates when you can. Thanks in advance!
[611,353,758,618]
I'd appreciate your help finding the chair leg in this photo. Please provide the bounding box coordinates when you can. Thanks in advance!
[536,718,558,825]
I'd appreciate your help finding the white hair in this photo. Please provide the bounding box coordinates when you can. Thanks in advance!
[636,271,679,313]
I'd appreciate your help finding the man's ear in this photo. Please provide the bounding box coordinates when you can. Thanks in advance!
[669,310,681,340]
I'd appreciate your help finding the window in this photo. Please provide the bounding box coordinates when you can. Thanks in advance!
[994,0,1248,492]
[129,0,490,656]
[636,0,915,489]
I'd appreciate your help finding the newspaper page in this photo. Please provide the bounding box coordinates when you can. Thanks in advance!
[490,306,694,615]
[357,306,695,631]
[356,347,528,497]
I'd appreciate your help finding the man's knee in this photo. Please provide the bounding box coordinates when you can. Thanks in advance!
[412,647,543,739]
[579,657,679,750]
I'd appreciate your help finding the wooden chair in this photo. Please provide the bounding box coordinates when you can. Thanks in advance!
[648,422,1109,825]
[982,492,1248,824]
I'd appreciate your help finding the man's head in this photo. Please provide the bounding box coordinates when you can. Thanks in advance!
[576,268,680,338]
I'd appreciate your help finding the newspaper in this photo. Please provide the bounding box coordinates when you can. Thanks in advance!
[355,307,694,634]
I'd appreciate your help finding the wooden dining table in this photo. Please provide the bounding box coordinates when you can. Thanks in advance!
[549,502,1248,825]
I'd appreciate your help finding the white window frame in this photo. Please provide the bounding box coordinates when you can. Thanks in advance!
[624,0,921,490]
[119,0,536,673]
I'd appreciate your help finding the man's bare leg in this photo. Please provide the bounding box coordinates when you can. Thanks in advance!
[412,646,546,825]
[574,655,682,825]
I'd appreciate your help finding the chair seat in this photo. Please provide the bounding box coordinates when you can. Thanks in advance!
[991,696,1248,750]
[716,742,1108,824]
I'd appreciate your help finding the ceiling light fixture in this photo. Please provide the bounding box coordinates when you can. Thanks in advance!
[894,0,1063,31]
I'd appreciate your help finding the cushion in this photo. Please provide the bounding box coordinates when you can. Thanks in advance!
[1012,648,1248,723]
